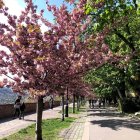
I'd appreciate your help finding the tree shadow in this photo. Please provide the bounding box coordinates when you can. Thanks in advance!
[90,118,140,131]
[0,117,14,124]
[88,107,140,131]
[88,108,107,112]
[88,107,118,112]
[88,112,125,118]
[0,112,36,124]
[23,119,36,122]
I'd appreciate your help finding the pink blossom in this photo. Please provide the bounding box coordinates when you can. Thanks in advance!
[0,81,4,88]
[36,64,45,73]
[3,78,8,84]
[47,5,51,11]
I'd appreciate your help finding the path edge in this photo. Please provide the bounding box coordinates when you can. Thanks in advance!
[82,116,90,140]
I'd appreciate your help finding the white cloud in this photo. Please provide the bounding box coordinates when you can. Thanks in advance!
[3,0,25,16]
[39,20,49,33]
[0,0,25,51]
[0,1,25,80]
[0,0,25,25]
[0,45,11,54]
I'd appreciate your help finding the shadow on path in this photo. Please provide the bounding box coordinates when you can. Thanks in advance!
[23,119,36,122]
[88,108,140,131]
[0,118,14,124]
[88,112,125,118]
[88,107,125,117]
[0,112,35,124]
[90,118,140,131]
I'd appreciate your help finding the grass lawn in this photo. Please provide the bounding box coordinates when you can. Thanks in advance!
[59,107,79,114]
[59,106,86,114]
[1,117,75,140]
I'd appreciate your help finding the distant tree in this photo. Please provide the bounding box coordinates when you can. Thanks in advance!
[85,0,140,97]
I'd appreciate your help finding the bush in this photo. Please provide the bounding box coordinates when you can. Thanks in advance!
[118,98,140,113]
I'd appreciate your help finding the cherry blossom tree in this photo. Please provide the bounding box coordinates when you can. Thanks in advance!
[68,77,93,112]
[0,0,120,139]
[0,0,62,139]
[43,0,118,117]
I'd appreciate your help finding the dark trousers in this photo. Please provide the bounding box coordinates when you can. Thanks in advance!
[19,110,24,119]
[14,108,20,118]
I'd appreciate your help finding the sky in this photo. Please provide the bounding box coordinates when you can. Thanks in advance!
[3,0,71,23]
[1,0,72,32]
[0,0,71,81]
[0,0,71,48]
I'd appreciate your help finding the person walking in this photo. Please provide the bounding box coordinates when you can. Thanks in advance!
[49,96,54,109]
[19,102,26,119]
[13,96,22,119]
[99,98,102,108]
[89,99,92,108]
[92,99,94,108]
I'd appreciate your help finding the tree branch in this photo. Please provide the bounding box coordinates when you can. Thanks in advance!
[126,23,135,52]
[132,0,138,9]
[114,29,135,52]
[3,74,16,81]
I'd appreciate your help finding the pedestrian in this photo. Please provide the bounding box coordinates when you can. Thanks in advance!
[92,99,94,108]
[89,99,92,108]
[19,102,26,120]
[99,98,102,108]
[102,98,105,108]
[13,96,21,119]
[49,96,54,109]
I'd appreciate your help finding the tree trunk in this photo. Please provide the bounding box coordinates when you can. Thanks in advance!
[76,95,79,111]
[120,68,126,98]
[65,87,69,117]
[120,81,126,98]
[115,68,126,101]
[81,96,84,106]
[62,95,65,121]
[73,94,75,113]
[79,96,82,107]
[116,87,123,100]
[35,97,43,140]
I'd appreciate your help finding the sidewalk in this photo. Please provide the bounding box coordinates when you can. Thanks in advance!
[59,110,87,140]
[2,104,139,140]
[0,104,88,140]
[87,107,140,140]
[0,106,62,139]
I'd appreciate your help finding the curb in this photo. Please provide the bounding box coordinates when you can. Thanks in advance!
[82,117,90,140]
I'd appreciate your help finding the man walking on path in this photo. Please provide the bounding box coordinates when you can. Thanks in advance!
[13,96,22,119]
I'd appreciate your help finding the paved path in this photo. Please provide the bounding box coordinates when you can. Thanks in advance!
[0,104,87,140]
[0,106,61,139]
[59,112,87,140]
[1,104,139,140]
[88,107,140,140]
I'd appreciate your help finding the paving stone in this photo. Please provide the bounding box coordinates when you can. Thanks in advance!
[60,116,86,140]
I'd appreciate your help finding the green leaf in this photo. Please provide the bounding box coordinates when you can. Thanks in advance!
[105,9,109,14]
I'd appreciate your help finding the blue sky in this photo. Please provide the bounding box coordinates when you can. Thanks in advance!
[18,0,71,23]
[1,0,72,80]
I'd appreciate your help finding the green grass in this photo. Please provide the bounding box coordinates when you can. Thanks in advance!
[59,106,86,114]
[1,117,75,140]
[59,107,79,114]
